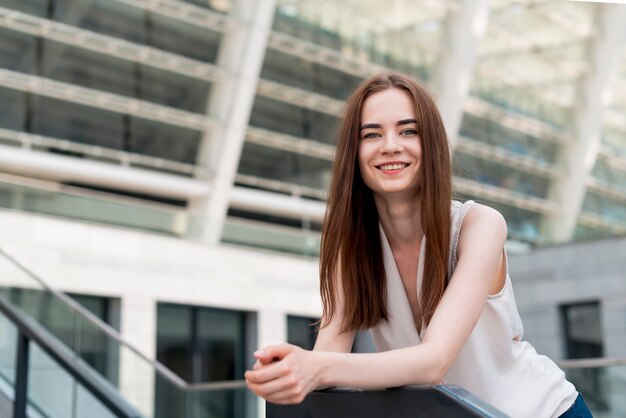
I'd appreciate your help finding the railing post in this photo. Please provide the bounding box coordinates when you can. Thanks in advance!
[14,331,30,418]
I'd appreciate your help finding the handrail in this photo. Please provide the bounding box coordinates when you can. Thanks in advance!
[0,247,249,393]
[557,356,626,369]
[267,386,510,418]
[0,293,141,418]
[0,248,189,389]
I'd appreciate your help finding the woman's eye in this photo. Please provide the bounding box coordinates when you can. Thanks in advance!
[401,129,418,136]
[362,132,379,139]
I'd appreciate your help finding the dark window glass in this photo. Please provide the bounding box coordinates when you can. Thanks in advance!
[262,49,362,101]
[238,142,332,190]
[156,304,248,418]
[561,302,607,412]
[138,66,211,114]
[180,0,231,13]
[31,95,125,149]
[2,288,119,384]
[148,14,220,63]
[249,96,339,145]
[53,0,146,44]
[453,151,550,199]
[42,40,135,97]
[459,113,558,165]
[0,0,49,17]
[0,28,37,74]
[128,117,201,164]
[68,293,120,385]
[287,316,318,351]
[0,88,26,131]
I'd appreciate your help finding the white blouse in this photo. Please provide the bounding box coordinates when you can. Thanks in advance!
[370,200,577,418]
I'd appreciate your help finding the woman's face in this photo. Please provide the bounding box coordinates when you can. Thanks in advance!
[358,88,422,200]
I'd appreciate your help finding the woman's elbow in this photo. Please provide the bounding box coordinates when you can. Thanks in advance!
[421,351,454,385]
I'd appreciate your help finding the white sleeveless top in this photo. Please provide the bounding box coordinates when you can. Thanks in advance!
[370,200,577,418]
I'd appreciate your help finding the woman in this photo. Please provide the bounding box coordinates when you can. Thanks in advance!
[245,73,591,418]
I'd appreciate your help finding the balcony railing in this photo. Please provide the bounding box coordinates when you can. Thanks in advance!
[267,386,509,418]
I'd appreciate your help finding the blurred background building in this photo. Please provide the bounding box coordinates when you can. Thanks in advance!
[0,0,625,417]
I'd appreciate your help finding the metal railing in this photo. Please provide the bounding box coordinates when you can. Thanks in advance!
[267,385,509,418]
[0,248,252,418]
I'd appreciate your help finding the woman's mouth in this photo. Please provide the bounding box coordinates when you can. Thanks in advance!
[377,163,409,172]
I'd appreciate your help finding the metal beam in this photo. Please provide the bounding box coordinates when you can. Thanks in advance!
[540,3,626,242]
[430,0,489,147]
[191,0,277,244]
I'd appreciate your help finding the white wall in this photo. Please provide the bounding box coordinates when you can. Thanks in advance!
[0,209,322,416]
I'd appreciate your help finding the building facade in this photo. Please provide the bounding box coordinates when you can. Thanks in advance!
[1,0,626,417]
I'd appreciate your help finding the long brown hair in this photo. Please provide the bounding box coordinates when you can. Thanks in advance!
[320,73,452,333]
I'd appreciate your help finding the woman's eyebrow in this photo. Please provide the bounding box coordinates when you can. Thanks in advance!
[397,118,417,126]
[360,123,381,131]
[360,119,416,131]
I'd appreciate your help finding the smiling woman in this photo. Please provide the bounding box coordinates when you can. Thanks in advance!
[245,73,592,418]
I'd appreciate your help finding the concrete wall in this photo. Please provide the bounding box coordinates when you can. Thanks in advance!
[509,236,626,360]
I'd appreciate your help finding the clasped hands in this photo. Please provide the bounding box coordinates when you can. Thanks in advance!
[245,343,321,404]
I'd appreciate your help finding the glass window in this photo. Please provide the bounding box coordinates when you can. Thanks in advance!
[287,315,318,351]
[42,40,135,97]
[31,95,125,149]
[138,66,211,114]
[68,293,120,385]
[453,151,551,199]
[180,0,232,14]
[582,192,626,223]
[560,301,607,411]
[0,28,37,74]
[261,49,362,101]
[0,0,49,16]
[0,88,26,131]
[128,117,201,164]
[148,14,221,63]
[561,301,603,359]
[249,96,340,145]
[459,113,558,165]
[156,303,249,418]
[238,142,333,191]
[2,288,119,385]
[53,0,146,44]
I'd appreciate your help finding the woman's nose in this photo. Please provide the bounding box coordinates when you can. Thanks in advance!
[380,133,402,153]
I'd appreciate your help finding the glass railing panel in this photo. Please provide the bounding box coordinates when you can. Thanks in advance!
[0,180,186,236]
[221,218,321,257]
[1,177,322,257]
[0,248,257,418]
[75,384,118,418]
[154,371,187,418]
[0,310,17,398]
[186,386,256,418]
[563,365,626,417]
[28,342,125,418]
[28,342,77,418]
[0,250,153,415]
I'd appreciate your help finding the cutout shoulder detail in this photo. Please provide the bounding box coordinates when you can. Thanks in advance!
[448,200,476,279]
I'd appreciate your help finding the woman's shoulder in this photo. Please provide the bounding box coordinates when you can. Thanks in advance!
[458,201,507,242]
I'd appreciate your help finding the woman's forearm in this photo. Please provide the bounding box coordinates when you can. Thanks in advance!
[315,344,446,390]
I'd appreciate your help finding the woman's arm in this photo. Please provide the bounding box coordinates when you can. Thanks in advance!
[246,204,507,404]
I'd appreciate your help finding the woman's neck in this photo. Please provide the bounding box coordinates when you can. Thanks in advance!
[375,194,423,250]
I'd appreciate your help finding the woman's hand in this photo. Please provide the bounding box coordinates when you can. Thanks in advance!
[245,343,323,404]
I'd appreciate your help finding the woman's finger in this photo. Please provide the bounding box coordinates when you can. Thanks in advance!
[246,375,306,403]
[245,360,289,384]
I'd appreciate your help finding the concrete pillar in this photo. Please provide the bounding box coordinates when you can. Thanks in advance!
[431,0,490,147]
[255,309,287,418]
[118,295,157,417]
[191,0,277,243]
[540,4,626,243]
